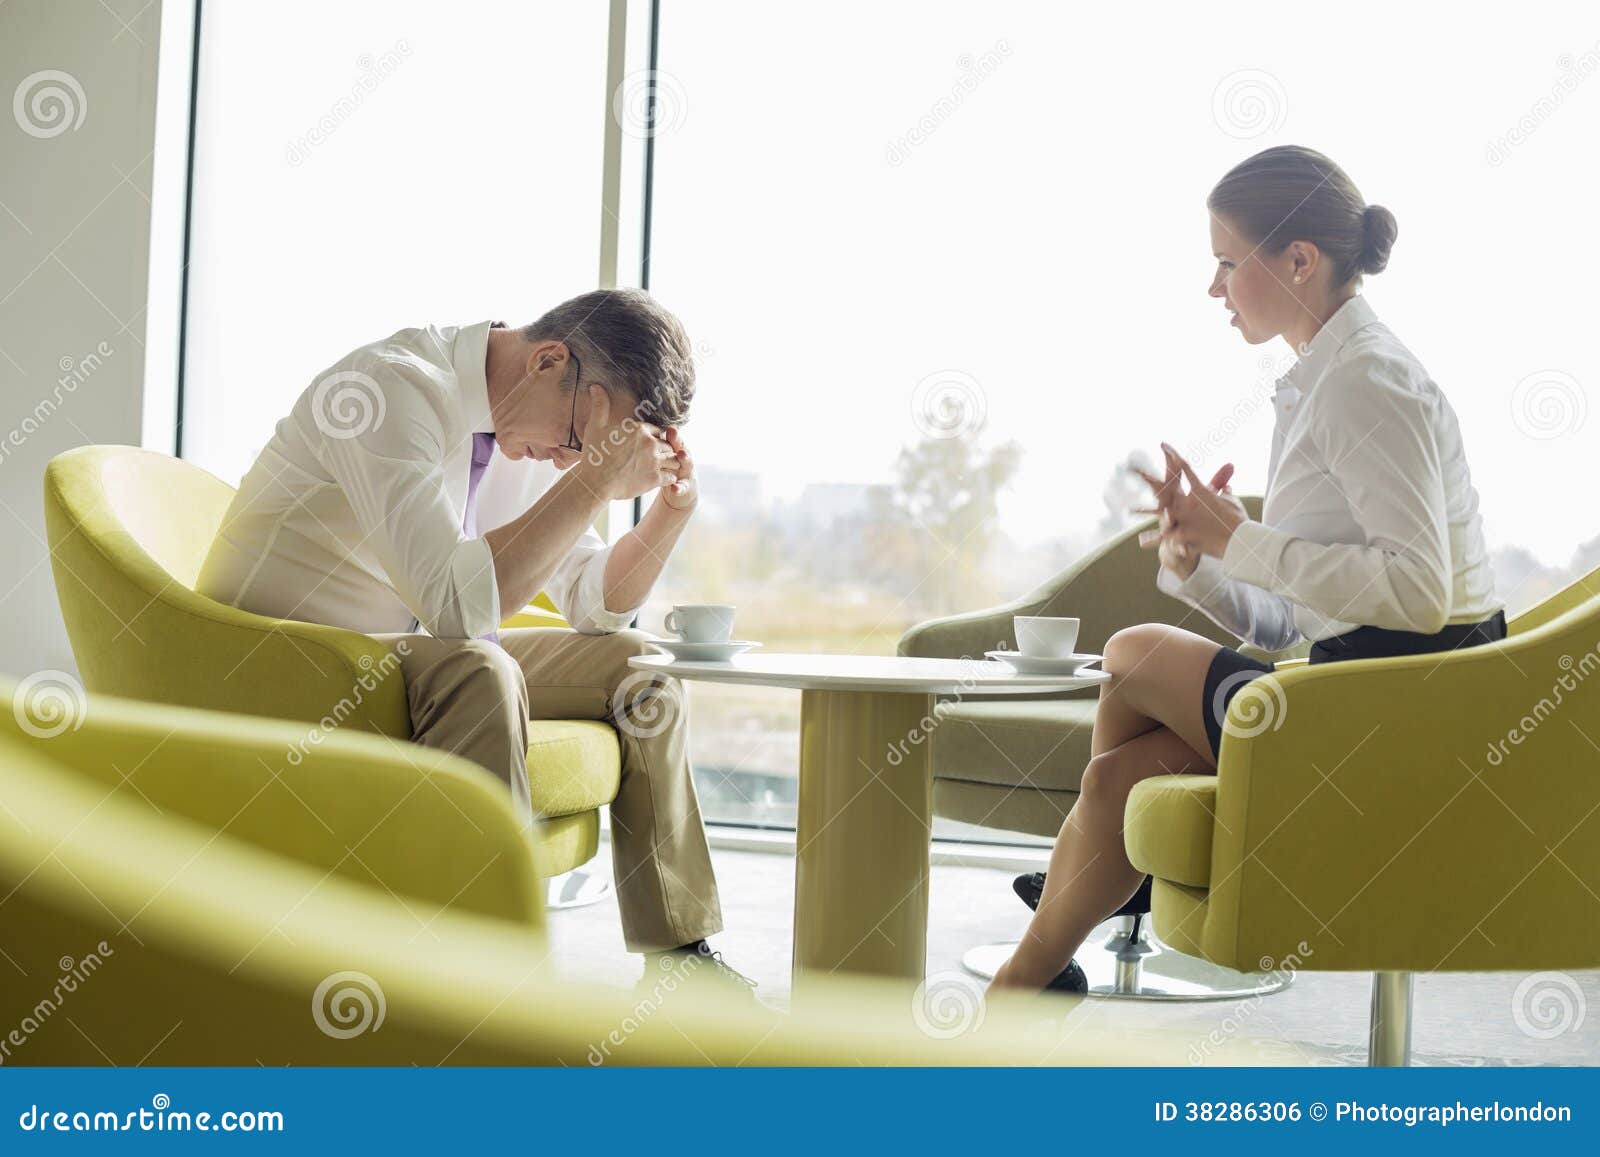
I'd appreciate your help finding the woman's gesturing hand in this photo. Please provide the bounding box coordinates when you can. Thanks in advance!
[1157,442,1249,560]
[1136,446,1245,577]
[1150,508,1202,579]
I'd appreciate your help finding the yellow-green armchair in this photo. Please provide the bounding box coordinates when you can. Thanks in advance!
[42,445,616,878]
[899,499,1306,997]
[0,685,1283,1066]
[1126,567,1600,1065]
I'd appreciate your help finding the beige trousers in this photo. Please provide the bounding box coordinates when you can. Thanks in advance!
[379,627,722,953]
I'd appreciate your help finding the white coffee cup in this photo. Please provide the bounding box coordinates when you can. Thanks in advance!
[1014,615,1080,658]
[664,604,737,644]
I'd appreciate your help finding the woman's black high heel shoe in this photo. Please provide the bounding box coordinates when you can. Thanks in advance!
[1013,872,1152,995]
[1003,872,1286,1000]
[1012,871,1046,909]
[1046,958,1088,993]
[1012,871,1153,918]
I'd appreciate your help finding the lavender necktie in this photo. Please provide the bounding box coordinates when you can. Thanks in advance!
[464,431,496,538]
[466,432,498,643]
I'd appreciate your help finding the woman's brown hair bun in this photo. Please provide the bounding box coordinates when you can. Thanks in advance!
[1359,204,1399,276]
[1208,146,1398,284]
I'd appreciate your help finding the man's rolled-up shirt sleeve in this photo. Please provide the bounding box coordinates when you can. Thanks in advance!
[545,529,640,635]
[315,371,501,639]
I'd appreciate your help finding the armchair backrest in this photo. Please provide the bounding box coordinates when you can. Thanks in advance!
[47,443,234,596]
[43,445,409,734]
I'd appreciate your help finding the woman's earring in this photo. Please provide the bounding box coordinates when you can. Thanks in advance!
[1293,275,1303,283]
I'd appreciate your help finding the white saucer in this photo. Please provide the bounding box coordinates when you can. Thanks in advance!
[648,639,760,663]
[986,650,1102,675]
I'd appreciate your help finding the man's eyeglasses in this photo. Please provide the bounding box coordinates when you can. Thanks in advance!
[561,351,583,453]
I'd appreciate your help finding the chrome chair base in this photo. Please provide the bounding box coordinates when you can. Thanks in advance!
[1368,970,1413,1066]
[960,915,1292,1001]
[545,866,613,910]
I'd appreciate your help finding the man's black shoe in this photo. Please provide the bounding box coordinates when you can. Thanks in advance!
[646,940,759,996]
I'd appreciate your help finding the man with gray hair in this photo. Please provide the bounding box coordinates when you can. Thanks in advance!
[197,289,747,987]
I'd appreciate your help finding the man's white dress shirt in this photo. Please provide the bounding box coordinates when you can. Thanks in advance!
[197,321,638,638]
[1158,295,1500,651]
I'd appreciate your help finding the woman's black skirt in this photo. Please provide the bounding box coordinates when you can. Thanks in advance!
[1200,610,1507,758]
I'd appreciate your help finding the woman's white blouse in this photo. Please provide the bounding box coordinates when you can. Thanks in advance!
[1158,295,1500,651]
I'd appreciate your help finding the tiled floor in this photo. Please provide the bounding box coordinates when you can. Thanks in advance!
[546,843,1600,1066]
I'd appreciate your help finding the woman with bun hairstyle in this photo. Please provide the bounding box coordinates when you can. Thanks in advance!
[990,145,1504,994]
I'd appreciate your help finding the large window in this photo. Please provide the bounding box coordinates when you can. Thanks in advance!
[640,1,1599,827]
[181,2,1599,835]
[182,0,610,483]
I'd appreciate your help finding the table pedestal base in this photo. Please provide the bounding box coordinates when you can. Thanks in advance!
[792,689,934,985]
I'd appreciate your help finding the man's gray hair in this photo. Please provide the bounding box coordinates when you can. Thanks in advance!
[522,288,695,427]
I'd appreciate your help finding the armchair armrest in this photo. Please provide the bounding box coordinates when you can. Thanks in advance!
[896,590,1046,661]
[1181,612,1600,973]
[898,518,1163,660]
[2,685,543,927]
[180,606,414,736]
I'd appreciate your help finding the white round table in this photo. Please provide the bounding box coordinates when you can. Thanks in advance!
[628,652,1108,986]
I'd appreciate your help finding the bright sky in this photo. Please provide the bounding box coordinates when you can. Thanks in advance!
[187,1,1598,567]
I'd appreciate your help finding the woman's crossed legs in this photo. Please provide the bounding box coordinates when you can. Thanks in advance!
[989,623,1224,991]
